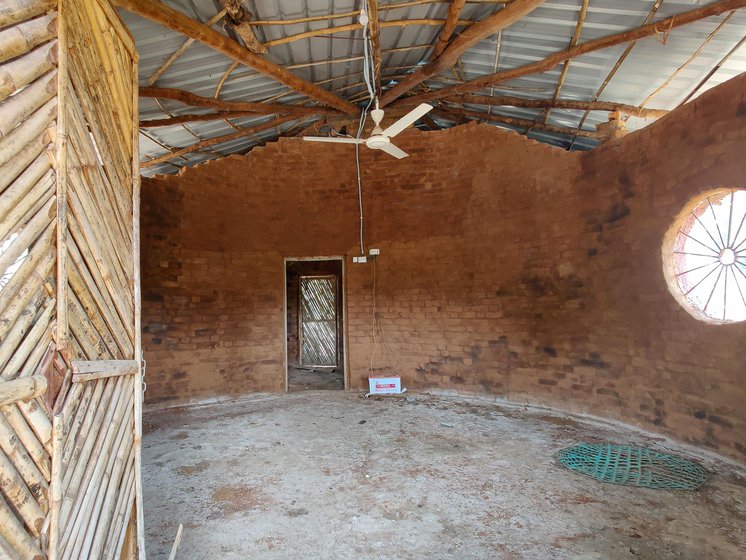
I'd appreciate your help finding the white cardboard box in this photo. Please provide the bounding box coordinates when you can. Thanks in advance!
[368,375,402,395]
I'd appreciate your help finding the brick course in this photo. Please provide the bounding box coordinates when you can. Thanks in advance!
[141,73,746,459]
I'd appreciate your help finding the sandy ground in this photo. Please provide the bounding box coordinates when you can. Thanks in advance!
[142,392,746,560]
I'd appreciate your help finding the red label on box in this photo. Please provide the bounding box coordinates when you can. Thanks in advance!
[376,383,396,389]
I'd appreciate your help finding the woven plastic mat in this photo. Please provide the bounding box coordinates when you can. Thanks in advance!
[557,443,708,490]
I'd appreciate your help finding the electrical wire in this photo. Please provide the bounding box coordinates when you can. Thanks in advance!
[354,1,376,256]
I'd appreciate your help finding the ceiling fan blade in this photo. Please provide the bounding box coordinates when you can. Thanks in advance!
[381,103,433,138]
[303,136,364,144]
[377,142,409,159]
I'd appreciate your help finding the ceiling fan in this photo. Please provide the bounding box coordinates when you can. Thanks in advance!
[303,101,433,159]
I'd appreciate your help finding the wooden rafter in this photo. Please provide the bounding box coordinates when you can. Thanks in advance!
[367,1,382,96]
[247,1,511,26]
[141,115,299,168]
[639,10,735,108]
[541,0,588,123]
[147,9,226,87]
[443,94,668,118]
[380,0,546,105]
[432,0,467,59]
[571,0,664,138]
[441,106,601,138]
[393,0,746,107]
[139,87,338,117]
[262,18,474,49]
[141,111,293,128]
[678,33,746,106]
[112,0,357,114]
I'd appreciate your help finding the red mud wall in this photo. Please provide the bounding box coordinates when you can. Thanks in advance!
[141,74,746,459]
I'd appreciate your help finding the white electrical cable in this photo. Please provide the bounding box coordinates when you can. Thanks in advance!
[354,1,376,256]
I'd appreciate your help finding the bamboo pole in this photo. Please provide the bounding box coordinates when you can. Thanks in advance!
[71,360,138,382]
[131,50,145,560]
[0,247,52,348]
[0,197,55,303]
[0,414,48,505]
[395,0,746,106]
[66,156,135,316]
[103,457,134,560]
[0,446,45,536]
[0,97,56,168]
[0,403,50,478]
[0,294,48,377]
[0,493,43,559]
[112,0,357,114]
[380,0,545,105]
[48,406,64,559]
[541,0,588,124]
[141,114,298,167]
[60,382,133,556]
[0,531,22,560]
[147,9,226,86]
[168,524,183,560]
[0,69,56,138]
[0,131,51,194]
[0,13,56,64]
[0,376,48,406]
[0,153,53,227]
[0,39,57,103]
[0,0,55,29]
[0,226,54,322]
[79,418,134,558]
[59,383,102,499]
[59,376,121,521]
[67,239,133,357]
[263,17,474,49]
[2,298,55,382]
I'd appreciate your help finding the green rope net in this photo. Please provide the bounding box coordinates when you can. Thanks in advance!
[557,443,708,490]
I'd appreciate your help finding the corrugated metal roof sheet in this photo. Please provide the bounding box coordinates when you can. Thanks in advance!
[117,0,746,175]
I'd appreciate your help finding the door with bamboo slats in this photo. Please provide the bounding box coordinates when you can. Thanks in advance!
[0,0,142,558]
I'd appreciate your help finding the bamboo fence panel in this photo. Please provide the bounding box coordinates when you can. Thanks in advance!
[1,0,140,558]
[0,0,59,556]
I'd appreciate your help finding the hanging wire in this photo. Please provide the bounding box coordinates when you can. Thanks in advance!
[354,1,376,256]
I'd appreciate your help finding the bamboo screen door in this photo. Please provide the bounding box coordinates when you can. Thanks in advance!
[0,0,143,558]
[299,276,339,367]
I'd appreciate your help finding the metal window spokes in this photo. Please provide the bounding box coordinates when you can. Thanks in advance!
[673,189,746,323]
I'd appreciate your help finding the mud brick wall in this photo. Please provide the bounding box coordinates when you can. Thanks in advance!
[141,73,746,460]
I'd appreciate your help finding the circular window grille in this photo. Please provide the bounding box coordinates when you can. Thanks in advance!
[663,188,746,324]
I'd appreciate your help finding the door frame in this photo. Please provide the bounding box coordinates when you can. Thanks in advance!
[283,256,348,391]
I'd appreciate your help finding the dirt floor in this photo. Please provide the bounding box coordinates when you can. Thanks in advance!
[142,392,746,559]
[287,365,344,391]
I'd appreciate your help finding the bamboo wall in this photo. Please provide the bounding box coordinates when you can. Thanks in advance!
[0,0,141,558]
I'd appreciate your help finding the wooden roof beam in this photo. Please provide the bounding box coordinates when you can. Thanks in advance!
[141,115,299,168]
[440,106,601,138]
[432,0,467,59]
[112,0,358,114]
[393,0,746,107]
[379,0,546,106]
[139,87,341,117]
[443,94,669,118]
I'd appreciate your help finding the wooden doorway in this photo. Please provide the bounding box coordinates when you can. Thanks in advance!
[284,258,346,391]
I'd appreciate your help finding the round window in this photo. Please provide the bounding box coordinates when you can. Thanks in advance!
[662,188,746,324]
